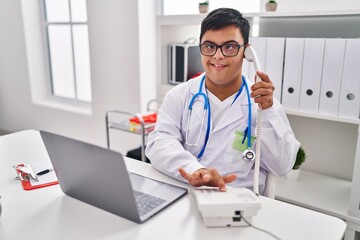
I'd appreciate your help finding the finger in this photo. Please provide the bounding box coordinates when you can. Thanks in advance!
[178,168,190,181]
[180,168,210,187]
[253,94,272,103]
[223,173,237,184]
[208,169,226,192]
[213,175,226,192]
[200,170,212,182]
[251,87,273,99]
[251,81,274,92]
[217,174,237,192]
[218,183,226,192]
[253,96,273,109]
[256,71,270,83]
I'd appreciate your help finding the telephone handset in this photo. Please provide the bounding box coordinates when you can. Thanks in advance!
[244,44,263,196]
[244,44,263,82]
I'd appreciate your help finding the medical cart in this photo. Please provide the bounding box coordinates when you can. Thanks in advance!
[105,99,159,162]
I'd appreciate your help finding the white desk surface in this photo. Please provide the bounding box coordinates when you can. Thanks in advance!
[0,130,346,240]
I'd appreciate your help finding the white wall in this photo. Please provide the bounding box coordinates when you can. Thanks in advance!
[0,0,156,155]
[138,0,157,113]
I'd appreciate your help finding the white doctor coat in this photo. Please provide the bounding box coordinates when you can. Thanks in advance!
[146,74,300,193]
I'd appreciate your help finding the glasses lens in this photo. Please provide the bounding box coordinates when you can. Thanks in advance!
[221,44,239,57]
[200,43,216,56]
[200,43,241,56]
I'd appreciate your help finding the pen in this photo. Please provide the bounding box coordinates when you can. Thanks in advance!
[36,168,53,176]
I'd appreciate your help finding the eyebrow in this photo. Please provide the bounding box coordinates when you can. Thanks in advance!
[202,40,241,45]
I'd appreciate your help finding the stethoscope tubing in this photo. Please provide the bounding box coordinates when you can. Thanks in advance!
[187,74,252,159]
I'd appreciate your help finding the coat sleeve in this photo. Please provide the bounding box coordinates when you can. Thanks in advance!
[257,99,301,176]
[145,86,205,182]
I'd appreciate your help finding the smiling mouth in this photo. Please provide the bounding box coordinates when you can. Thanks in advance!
[211,63,227,69]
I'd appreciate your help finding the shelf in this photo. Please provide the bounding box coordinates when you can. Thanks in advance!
[276,170,352,221]
[158,83,360,125]
[157,9,360,26]
[156,83,360,125]
[108,120,155,135]
[248,9,360,18]
[285,110,360,125]
[157,14,204,26]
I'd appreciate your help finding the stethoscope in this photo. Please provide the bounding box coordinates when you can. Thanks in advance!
[185,74,255,162]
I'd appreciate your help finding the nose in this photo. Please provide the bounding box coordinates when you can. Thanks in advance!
[213,46,225,59]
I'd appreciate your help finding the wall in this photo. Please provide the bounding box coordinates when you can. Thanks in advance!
[138,0,157,113]
[0,0,156,155]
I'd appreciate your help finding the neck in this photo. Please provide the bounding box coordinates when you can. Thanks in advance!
[205,76,243,101]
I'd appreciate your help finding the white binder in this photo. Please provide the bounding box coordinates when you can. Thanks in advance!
[265,38,285,102]
[282,38,305,111]
[299,38,325,113]
[318,39,346,116]
[338,38,360,119]
[248,37,267,82]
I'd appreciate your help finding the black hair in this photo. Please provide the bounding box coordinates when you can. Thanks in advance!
[200,8,250,45]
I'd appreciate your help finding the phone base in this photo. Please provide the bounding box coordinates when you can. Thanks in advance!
[192,187,261,228]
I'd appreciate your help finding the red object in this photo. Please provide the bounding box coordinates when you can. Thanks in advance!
[129,113,157,124]
[190,72,203,79]
[15,164,59,190]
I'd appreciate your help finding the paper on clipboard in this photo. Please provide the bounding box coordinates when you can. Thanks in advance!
[15,162,58,190]
[29,161,58,186]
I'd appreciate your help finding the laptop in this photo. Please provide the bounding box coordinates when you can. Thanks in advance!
[40,130,187,223]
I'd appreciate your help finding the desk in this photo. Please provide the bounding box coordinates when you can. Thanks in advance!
[0,130,346,240]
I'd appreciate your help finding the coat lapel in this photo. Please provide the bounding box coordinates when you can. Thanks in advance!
[211,92,252,133]
[188,74,253,134]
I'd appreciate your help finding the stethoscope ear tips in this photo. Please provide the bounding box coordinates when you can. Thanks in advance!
[243,149,256,162]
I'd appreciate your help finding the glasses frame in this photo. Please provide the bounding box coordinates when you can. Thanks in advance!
[199,42,245,57]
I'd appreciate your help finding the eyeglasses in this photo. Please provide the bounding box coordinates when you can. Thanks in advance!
[199,42,244,57]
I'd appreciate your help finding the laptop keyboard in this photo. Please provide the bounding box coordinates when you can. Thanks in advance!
[133,190,166,216]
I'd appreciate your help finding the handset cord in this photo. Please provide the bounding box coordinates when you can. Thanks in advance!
[251,76,274,237]
[240,213,282,240]
[244,44,263,196]
[253,69,263,196]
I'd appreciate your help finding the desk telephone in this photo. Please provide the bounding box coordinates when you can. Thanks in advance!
[192,45,264,227]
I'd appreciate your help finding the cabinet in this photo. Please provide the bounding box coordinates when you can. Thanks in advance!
[155,10,360,239]
[275,112,360,239]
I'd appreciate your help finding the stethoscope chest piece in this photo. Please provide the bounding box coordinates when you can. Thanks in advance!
[243,149,256,162]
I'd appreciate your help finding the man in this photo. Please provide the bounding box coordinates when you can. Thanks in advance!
[146,8,300,193]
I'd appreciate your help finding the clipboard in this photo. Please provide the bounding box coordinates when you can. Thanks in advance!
[15,164,59,190]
